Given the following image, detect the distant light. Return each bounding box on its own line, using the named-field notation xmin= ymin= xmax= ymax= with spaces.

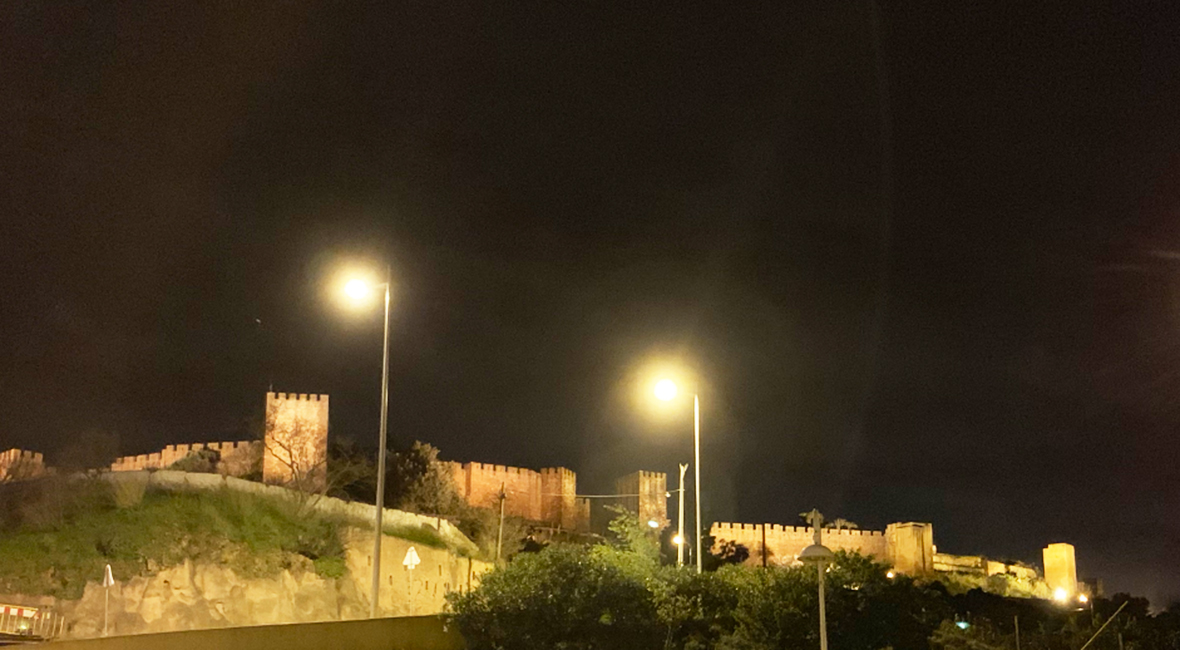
xmin=1054 ymin=587 xmax=1069 ymax=603
xmin=673 ymin=535 xmax=684 ymax=545
xmin=886 ymin=571 xmax=895 ymax=579
xmin=648 ymin=519 xmax=660 ymax=529
xmin=654 ymin=379 xmax=678 ymax=401
xmin=1078 ymin=593 xmax=1089 ymax=604
xmin=956 ymin=621 xmax=970 ymax=630
xmin=344 ymin=278 xmax=371 ymax=302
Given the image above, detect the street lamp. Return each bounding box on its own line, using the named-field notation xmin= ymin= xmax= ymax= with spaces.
xmin=799 ymin=509 xmax=834 ymax=650
xmin=341 ymin=270 xmax=392 ymax=618
xmin=653 ymin=378 xmax=703 ymax=574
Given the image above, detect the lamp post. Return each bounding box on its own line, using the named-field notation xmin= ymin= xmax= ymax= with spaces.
xmin=654 ymin=379 xmax=703 ymax=574
xmin=799 ymin=509 xmax=833 ymax=650
xmin=343 ymin=271 xmax=392 ymax=618
xmin=676 ymin=463 xmax=687 ymax=566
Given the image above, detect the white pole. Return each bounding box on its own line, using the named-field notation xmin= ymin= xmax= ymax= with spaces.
xmin=818 ymin=561 xmax=828 ymax=650
xmin=693 ymin=394 xmax=702 ymax=574
xmin=104 ymin=585 xmax=109 ymax=637
xmin=370 ymin=273 xmax=392 ymax=619
xmin=677 ymin=463 xmax=687 ymax=567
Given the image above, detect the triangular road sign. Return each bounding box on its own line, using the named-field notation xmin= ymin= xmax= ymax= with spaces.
xmin=402 ymin=546 xmax=421 ymax=569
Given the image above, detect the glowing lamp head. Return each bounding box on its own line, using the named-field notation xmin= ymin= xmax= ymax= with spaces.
xmin=648 ymin=520 xmax=660 ymax=529
xmin=653 ymin=378 xmax=678 ymax=401
xmin=1078 ymin=593 xmax=1089 ymax=604
xmin=344 ymin=278 xmax=372 ymax=302
xmin=956 ymin=621 xmax=970 ymax=630
xmin=886 ymin=571 xmax=895 ymax=579
xmin=1054 ymin=587 xmax=1069 ymax=603
xmin=673 ymin=534 xmax=684 ymax=545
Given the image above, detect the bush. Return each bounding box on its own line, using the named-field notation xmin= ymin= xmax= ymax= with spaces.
xmin=168 ymin=448 xmax=220 ymax=473
xmin=448 ymin=545 xmax=663 ymax=650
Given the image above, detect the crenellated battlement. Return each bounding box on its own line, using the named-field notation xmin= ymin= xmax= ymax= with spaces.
xmin=110 ymin=440 xmax=263 ymax=476
xmin=267 ymin=392 xmax=327 ymax=402
xmin=0 ymin=448 xmax=47 ymax=482
xmin=449 ymin=460 xmax=587 ymax=532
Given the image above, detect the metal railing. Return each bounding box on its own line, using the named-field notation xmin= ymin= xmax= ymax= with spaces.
xmin=0 ymin=608 xmax=65 ymax=642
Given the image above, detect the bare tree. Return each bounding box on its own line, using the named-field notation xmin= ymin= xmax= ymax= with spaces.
xmin=261 ymin=404 xmax=374 ymax=513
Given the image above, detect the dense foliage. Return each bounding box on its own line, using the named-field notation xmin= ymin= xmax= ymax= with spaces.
xmin=449 ymin=512 xmax=1180 ymax=650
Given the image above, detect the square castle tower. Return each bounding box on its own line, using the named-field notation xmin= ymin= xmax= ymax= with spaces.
xmin=263 ymin=392 xmax=329 ymax=491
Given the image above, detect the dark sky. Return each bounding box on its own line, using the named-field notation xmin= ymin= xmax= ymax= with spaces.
xmin=3 ymin=2 xmax=1179 ymax=604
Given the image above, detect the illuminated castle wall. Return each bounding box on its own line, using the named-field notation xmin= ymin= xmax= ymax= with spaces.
xmin=446 ymin=461 xmax=590 ymax=532
xmin=263 ymin=392 xmax=329 ymax=490
xmin=0 ymin=448 xmax=46 ymax=482
xmin=615 ymin=470 xmax=669 ymax=528
xmin=110 ymin=441 xmax=262 ymax=475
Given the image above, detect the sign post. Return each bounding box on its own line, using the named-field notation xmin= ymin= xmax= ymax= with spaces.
xmin=402 ymin=547 xmax=420 ymax=616
xmin=102 ymin=564 xmax=114 ymax=637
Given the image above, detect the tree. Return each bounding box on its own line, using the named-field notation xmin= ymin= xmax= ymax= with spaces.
xmin=385 ymin=441 xmax=463 ymax=515
xmin=262 ymin=402 xmax=328 ymax=496
xmin=448 ymin=544 xmax=663 ymax=650
xmin=261 ymin=409 xmax=373 ymax=514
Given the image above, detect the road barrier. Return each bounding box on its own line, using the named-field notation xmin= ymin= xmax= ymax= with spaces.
xmin=40 ymin=615 xmax=462 ymax=650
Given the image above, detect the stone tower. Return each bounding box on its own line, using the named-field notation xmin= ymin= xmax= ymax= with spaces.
xmin=885 ymin=522 xmax=934 ymax=575
xmin=1043 ymin=542 xmax=1078 ymax=596
xmin=615 ymin=470 xmax=669 ymax=528
xmin=263 ymin=392 xmax=329 ymax=491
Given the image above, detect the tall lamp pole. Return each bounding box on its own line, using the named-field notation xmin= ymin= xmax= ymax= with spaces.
xmin=344 ymin=271 xmax=392 ymax=619
xmin=693 ymin=393 xmax=702 ymax=574
xmin=370 ymin=270 xmax=392 ymax=619
xmin=676 ymin=463 xmax=688 ymax=566
xmin=654 ymin=379 xmax=703 ymax=574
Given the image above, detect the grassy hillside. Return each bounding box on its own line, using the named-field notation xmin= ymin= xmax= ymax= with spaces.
xmin=0 ymin=477 xmax=443 ymax=600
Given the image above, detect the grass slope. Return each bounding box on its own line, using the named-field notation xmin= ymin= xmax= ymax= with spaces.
xmin=0 ymin=479 xmax=443 ymax=600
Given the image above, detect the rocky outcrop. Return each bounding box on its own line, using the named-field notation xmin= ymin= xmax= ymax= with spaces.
xmin=50 ymin=528 xmax=490 ymax=639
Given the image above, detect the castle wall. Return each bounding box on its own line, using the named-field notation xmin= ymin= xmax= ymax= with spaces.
xmin=541 ymin=467 xmax=580 ymax=531
xmin=0 ymin=448 xmax=46 ymax=482
xmin=615 ymin=471 xmax=669 ymax=528
xmin=886 ymin=522 xmax=935 ymax=575
xmin=109 ymin=441 xmax=262 ymax=477
xmin=711 ymin=523 xmax=887 ymax=567
xmin=450 ymin=461 xmax=543 ymax=520
xmin=447 ymin=461 xmax=588 ymax=530
xmin=263 ymin=392 xmax=329 ymax=490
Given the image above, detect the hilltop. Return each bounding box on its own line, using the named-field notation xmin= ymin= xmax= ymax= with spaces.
xmin=0 ymin=472 xmax=487 ymax=638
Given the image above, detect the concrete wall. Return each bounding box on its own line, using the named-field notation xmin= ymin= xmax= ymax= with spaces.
xmin=43 ymin=615 xmax=463 ymax=650
xmin=264 ymin=392 xmax=329 ymax=490
xmin=615 ymin=471 xmax=669 ymax=529
xmin=1043 ymin=542 xmax=1078 ymax=596
xmin=0 ymin=448 xmax=45 ymax=482
xmin=711 ymin=523 xmax=887 ymax=567
xmin=110 ymin=442 xmax=262 ymax=476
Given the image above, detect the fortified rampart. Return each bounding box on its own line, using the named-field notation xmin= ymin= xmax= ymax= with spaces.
xmin=711 ymin=522 xmax=888 ymax=567
xmin=110 ymin=441 xmax=263 ymax=476
xmin=932 ymin=553 xmax=1039 ymax=581
xmin=446 ymin=461 xmax=589 ymax=531
xmin=0 ymin=448 xmax=46 ymax=482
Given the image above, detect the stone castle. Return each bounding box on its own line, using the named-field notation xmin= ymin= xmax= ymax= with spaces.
xmin=3 ymin=389 xmax=1085 ymax=597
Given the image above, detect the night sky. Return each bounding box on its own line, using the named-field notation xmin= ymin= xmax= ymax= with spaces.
xmin=3 ymin=3 xmax=1179 ymax=604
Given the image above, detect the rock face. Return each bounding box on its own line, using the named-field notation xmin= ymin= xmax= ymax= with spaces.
xmin=53 ymin=530 xmax=490 ymax=639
